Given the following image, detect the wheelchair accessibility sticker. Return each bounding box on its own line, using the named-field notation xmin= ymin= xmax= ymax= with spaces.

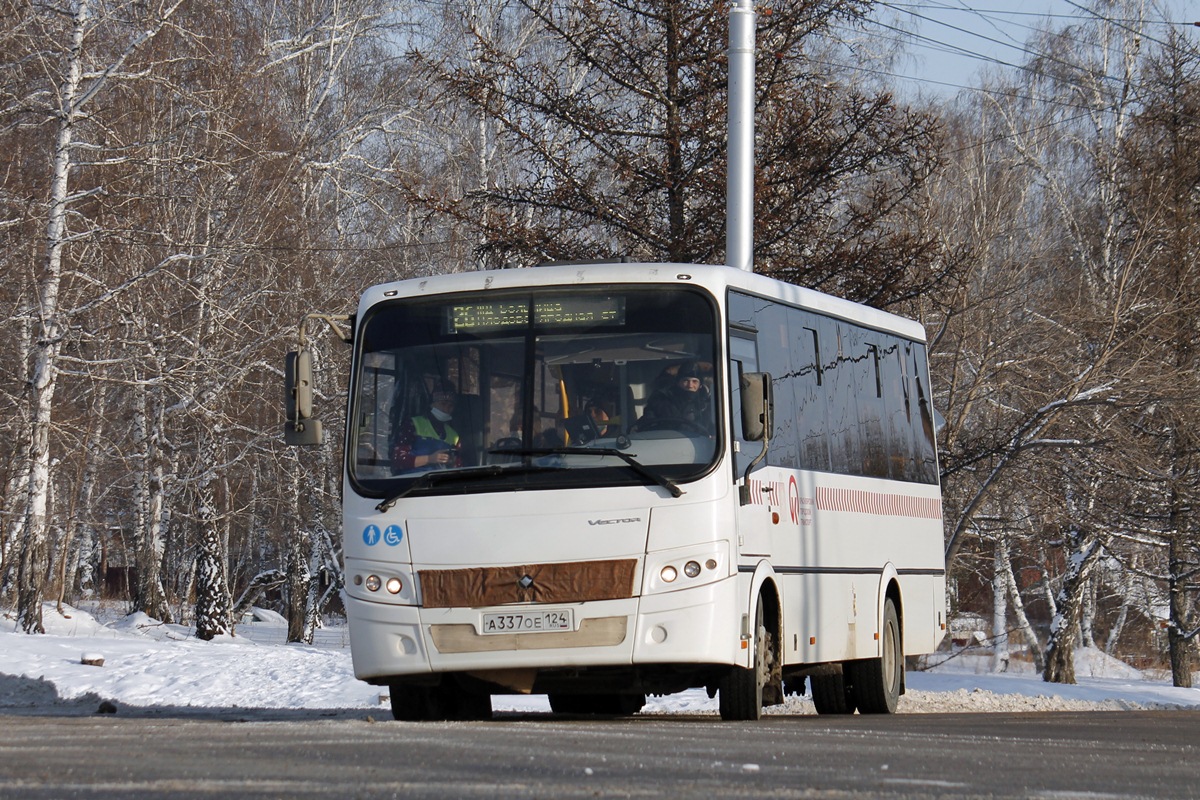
xmin=363 ymin=523 xmax=403 ymax=546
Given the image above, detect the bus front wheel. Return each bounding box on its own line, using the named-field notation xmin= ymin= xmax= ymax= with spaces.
xmin=389 ymin=683 xmax=493 ymax=721
xmin=718 ymin=601 xmax=773 ymax=721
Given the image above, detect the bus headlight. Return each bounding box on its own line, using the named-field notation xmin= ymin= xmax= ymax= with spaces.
xmin=345 ymin=560 xmax=416 ymax=606
xmin=644 ymin=545 xmax=729 ymax=595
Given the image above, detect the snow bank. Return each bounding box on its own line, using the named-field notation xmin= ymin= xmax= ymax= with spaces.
xmin=1 ymin=603 xmax=1198 ymax=716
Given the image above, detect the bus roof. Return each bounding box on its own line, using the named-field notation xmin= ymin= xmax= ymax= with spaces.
xmin=359 ymin=262 xmax=928 ymax=343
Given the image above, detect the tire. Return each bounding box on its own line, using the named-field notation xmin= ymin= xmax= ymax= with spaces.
xmin=390 ymin=684 xmax=492 ymax=721
xmin=390 ymin=685 xmax=437 ymax=721
xmin=454 ymin=690 xmax=494 ymax=720
xmin=810 ymin=672 xmax=855 ymax=715
xmin=719 ymin=600 xmax=772 ymax=721
xmin=847 ymin=598 xmax=902 ymax=714
xmin=548 ymin=693 xmax=645 ymax=716
xmin=547 ymin=693 xmax=588 ymax=714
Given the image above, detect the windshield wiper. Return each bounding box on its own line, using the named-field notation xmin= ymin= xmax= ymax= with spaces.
xmin=375 ymin=463 xmax=560 ymax=513
xmin=487 ymin=447 xmax=683 ymax=498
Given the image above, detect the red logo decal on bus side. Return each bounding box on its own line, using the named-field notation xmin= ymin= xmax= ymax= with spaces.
xmin=788 ymin=475 xmax=800 ymax=525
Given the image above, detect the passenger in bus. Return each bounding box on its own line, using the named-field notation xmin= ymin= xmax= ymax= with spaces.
xmin=637 ymin=362 xmax=713 ymax=433
xmin=390 ymin=382 xmax=462 ymax=472
xmin=568 ymin=402 xmax=611 ymax=443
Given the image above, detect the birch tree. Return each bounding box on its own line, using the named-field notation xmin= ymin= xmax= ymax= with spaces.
xmin=9 ymin=0 xmax=184 ymax=633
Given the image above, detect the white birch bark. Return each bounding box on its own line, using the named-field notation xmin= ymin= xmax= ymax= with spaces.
xmin=132 ymin=345 xmax=172 ymax=622
xmin=15 ymin=0 xmax=184 ymax=632
xmin=991 ymin=536 xmax=1010 ymax=673
xmin=16 ymin=0 xmax=90 ymax=634
xmin=1002 ymin=550 xmax=1044 ymax=672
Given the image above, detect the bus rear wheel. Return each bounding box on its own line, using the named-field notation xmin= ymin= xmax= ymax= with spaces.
xmin=846 ymin=598 xmax=902 ymax=714
xmin=810 ymin=672 xmax=855 ymax=715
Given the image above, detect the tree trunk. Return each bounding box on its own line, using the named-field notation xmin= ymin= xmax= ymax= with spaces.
xmin=193 ymin=470 xmax=231 ymax=640
xmin=285 ymin=530 xmax=311 ymax=643
xmin=1003 ymin=551 xmax=1044 ymax=672
xmin=991 ymin=536 xmax=1010 ymax=672
xmin=1 ymin=302 xmax=34 ymax=606
xmin=131 ymin=360 xmax=173 ymax=622
xmin=1167 ymin=530 xmax=1194 ymax=688
xmin=1043 ymin=529 xmax=1104 ymax=684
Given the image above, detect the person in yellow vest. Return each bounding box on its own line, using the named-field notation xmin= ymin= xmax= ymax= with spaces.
xmin=390 ymin=383 xmax=462 ymax=472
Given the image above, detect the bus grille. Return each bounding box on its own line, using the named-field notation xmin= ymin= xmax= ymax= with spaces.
xmin=419 ymin=559 xmax=637 ymax=608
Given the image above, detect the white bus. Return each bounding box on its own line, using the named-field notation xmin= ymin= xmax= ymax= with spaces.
xmin=287 ymin=260 xmax=945 ymax=721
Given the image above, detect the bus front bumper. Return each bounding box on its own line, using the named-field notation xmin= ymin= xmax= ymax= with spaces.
xmin=345 ymin=575 xmax=743 ymax=686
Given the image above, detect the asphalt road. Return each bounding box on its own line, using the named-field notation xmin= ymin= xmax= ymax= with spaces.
xmin=0 ymin=708 xmax=1196 ymax=799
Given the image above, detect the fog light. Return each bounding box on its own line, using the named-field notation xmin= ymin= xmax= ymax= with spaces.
xmin=385 ymin=577 xmax=403 ymax=594
xmin=365 ymin=574 xmax=382 ymax=592
xmin=683 ymin=560 xmax=701 ymax=578
xmin=660 ymin=565 xmax=678 ymax=583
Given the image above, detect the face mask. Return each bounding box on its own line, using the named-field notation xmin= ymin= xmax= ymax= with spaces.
xmin=430 ymin=407 xmax=453 ymax=422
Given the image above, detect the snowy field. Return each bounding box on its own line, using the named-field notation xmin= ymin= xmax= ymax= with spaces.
xmin=2 ymin=603 xmax=1198 ymax=717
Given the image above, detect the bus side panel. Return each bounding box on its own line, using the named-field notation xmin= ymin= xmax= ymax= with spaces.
xmin=780 ymin=571 xmax=864 ymax=666
xmin=896 ymin=573 xmax=947 ymax=656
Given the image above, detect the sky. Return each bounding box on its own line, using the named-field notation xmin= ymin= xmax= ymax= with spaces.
xmin=2 ymin=603 xmax=1198 ymax=717
xmin=867 ymin=0 xmax=1200 ymax=96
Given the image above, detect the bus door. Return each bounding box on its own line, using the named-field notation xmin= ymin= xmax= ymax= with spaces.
xmin=730 ymin=333 xmax=772 ymax=558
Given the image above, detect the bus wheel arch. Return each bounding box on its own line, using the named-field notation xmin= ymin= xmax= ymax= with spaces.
xmin=879 ymin=571 xmax=905 ymax=695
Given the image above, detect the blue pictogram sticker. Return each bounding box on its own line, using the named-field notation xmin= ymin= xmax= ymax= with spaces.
xmin=383 ymin=524 xmax=403 ymax=546
xmin=363 ymin=524 xmax=381 ymax=546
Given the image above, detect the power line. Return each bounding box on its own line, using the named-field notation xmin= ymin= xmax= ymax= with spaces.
xmin=854 ymin=0 xmax=1200 ymax=115
xmin=1061 ymin=0 xmax=1190 ymax=50
xmin=803 ymin=50 xmax=1127 ymax=120
xmin=884 ymin=1 xmax=1193 ymax=26
xmin=872 ymin=0 xmax=1136 ymax=92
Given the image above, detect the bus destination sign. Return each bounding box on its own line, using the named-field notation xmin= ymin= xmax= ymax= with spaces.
xmin=449 ymin=296 xmax=625 ymax=332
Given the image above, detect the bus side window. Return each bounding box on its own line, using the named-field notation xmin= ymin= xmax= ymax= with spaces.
xmin=729 ymin=334 xmax=759 ymax=478
xmin=792 ymin=312 xmax=830 ymax=472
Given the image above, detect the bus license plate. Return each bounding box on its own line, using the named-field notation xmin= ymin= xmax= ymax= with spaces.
xmin=480 ymin=609 xmax=574 ymax=635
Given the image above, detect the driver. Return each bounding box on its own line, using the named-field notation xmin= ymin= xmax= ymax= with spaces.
xmin=639 ymin=362 xmax=712 ymax=433
xmin=391 ymin=381 xmax=462 ymax=472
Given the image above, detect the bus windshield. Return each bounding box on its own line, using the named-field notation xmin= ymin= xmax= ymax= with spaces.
xmin=348 ymin=286 xmax=720 ymax=498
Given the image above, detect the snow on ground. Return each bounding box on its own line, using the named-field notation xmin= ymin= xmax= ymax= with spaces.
xmin=1 ymin=603 xmax=1198 ymax=717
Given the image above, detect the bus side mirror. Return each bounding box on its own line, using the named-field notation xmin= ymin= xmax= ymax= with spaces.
xmin=285 ymin=350 xmax=323 ymax=446
xmin=740 ymin=371 xmax=772 ymax=442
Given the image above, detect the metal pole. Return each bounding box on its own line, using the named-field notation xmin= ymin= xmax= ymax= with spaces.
xmin=726 ymin=0 xmax=755 ymax=272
